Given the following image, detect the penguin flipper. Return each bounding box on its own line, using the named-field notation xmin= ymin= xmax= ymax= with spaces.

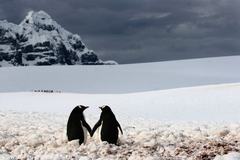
xmin=91 ymin=119 xmax=102 ymax=137
xmin=82 ymin=120 xmax=92 ymax=135
xmin=117 ymin=121 xmax=123 ymax=135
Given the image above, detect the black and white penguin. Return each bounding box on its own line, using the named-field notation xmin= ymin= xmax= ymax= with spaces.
xmin=67 ymin=105 xmax=91 ymax=145
xmin=91 ymin=105 xmax=123 ymax=145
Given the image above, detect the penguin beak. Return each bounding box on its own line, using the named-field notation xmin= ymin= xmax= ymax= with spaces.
xmin=99 ymin=106 xmax=103 ymax=110
xmin=83 ymin=106 xmax=89 ymax=110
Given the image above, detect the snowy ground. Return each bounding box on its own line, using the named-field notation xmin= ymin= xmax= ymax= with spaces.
xmin=1 ymin=83 xmax=240 ymax=121
xmin=1 ymin=56 xmax=240 ymax=159
xmin=1 ymin=83 xmax=240 ymax=159
xmin=1 ymin=111 xmax=240 ymax=160
xmin=0 ymin=56 xmax=240 ymax=93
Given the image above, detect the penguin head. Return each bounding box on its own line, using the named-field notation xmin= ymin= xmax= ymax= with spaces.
xmin=99 ymin=105 xmax=111 ymax=112
xmin=73 ymin=105 xmax=89 ymax=113
xmin=78 ymin=105 xmax=89 ymax=111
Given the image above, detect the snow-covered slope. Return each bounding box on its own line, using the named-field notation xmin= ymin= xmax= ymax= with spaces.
xmin=0 ymin=11 xmax=116 ymax=66
xmin=1 ymin=111 xmax=240 ymax=160
xmin=1 ymin=55 xmax=240 ymax=159
xmin=1 ymin=83 xmax=240 ymax=159
xmin=0 ymin=55 xmax=239 ymax=93
xmin=1 ymin=83 xmax=240 ymax=121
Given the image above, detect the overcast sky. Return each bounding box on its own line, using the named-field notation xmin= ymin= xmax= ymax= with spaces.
xmin=0 ymin=0 xmax=240 ymax=64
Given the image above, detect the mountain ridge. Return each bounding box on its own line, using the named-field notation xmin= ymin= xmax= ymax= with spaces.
xmin=0 ymin=10 xmax=117 ymax=67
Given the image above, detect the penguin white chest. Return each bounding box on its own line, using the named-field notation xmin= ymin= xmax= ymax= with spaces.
xmin=98 ymin=123 xmax=102 ymax=142
xmin=80 ymin=121 xmax=87 ymax=144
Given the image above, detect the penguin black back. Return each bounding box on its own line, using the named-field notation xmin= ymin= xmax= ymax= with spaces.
xmin=67 ymin=105 xmax=91 ymax=145
xmin=91 ymin=105 xmax=123 ymax=145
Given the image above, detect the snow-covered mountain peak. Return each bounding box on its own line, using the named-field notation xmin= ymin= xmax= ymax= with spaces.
xmin=21 ymin=11 xmax=53 ymax=26
xmin=0 ymin=10 xmax=116 ymax=67
xmin=20 ymin=10 xmax=62 ymax=35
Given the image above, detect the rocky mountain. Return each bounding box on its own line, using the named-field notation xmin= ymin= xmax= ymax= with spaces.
xmin=0 ymin=11 xmax=117 ymax=67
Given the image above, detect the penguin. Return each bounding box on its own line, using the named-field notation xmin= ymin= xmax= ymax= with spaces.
xmin=91 ymin=105 xmax=123 ymax=145
xmin=67 ymin=105 xmax=91 ymax=145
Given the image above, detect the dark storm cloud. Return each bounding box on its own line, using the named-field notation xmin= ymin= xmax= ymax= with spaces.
xmin=1 ymin=0 xmax=240 ymax=63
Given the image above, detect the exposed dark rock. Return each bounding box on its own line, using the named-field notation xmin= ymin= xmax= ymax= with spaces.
xmin=81 ymin=51 xmax=100 ymax=64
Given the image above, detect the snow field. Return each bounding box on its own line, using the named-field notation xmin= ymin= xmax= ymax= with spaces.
xmin=1 ymin=83 xmax=240 ymax=159
xmin=1 ymin=56 xmax=240 ymax=93
xmin=1 ymin=83 xmax=240 ymax=121
xmin=1 ymin=111 xmax=240 ymax=160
